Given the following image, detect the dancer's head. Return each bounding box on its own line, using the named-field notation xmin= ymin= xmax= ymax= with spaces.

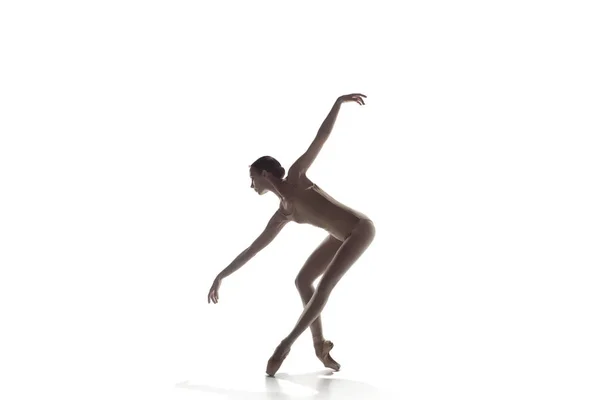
xmin=249 ymin=156 xmax=285 ymax=195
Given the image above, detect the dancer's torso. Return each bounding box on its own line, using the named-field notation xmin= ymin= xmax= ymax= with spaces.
xmin=279 ymin=175 xmax=369 ymax=241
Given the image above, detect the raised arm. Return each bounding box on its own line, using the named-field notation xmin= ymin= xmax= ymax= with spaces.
xmin=288 ymin=93 xmax=367 ymax=178
xmin=208 ymin=210 xmax=289 ymax=303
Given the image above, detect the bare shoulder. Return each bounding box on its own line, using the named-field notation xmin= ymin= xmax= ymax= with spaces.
xmin=270 ymin=207 xmax=291 ymax=225
xmin=285 ymin=166 xmax=313 ymax=190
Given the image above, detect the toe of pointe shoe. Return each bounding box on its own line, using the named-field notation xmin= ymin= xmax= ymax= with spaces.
xmin=265 ymin=358 xmax=283 ymax=376
xmin=266 ymin=366 xmax=278 ymax=376
xmin=266 ymin=347 xmax=290 ymax=376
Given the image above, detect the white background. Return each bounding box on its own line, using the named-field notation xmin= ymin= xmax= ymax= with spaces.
xmin=1 ymin=1 xmax=599 ymax=399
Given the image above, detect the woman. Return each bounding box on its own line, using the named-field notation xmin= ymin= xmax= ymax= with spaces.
xmin=207 ymin=93 xmax=376 ymax=377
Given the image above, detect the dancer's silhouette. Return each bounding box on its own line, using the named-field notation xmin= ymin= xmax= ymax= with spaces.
xmin=208 ymin=93 xmax=376 ymax=376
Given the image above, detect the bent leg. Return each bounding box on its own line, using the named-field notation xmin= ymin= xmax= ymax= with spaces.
xmin=285 ymin=219 xmax=375 ymax=345
xmin=295 ymin=234 xmax=343 ymax=370
xmin=295 ymin=234 xmax=343 ymax=344
xmin=266 ymin=219 xmax=376 ymax=375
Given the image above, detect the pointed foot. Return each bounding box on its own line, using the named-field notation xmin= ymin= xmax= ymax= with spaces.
xmin=315 ymin=340 xmax=341 ymax=371
xmin=266 ymin=342 xmax=291 ymax=377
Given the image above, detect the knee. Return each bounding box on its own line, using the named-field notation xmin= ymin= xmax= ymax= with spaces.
xmin=295 ymin=275 xmax=311 ymax=291
xmin=362 ymin=218 xmax=376 ymax=241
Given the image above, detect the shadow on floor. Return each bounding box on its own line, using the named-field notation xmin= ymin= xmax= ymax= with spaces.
xmin=176 ymin=369 xmax=386 ymax=399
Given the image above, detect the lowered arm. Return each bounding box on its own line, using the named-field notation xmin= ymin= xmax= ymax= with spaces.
xmin=217 ymin=210 xmax=289 ymax=279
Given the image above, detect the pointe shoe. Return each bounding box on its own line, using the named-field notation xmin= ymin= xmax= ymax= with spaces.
xmin=315 ymin=340 xmax=341 ymax=371
xmin=266 ymin=343 xmax=291 ymax=377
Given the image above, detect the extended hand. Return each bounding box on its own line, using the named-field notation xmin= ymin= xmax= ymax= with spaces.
xmin=337 ymin=93 xmax=367 ymax=105
xmin=207 ymin=277 xmax=221 ymax=304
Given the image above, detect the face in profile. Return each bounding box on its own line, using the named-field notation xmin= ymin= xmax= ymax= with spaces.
xmin=249 ymin=167 xmax=268 ymax=195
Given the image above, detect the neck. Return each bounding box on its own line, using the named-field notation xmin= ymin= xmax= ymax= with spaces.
xmin=267 ymin=178 xmax=288 ymax=200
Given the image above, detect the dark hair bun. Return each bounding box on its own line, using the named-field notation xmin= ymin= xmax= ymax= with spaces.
xmin=275 ymin=166 xmax=285 ymax=179
xmin=251 ymin=155 xmax=285 ymax=180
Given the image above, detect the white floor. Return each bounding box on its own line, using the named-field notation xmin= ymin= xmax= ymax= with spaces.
xmin=175 ymin=364 xmax=397 ymax=399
